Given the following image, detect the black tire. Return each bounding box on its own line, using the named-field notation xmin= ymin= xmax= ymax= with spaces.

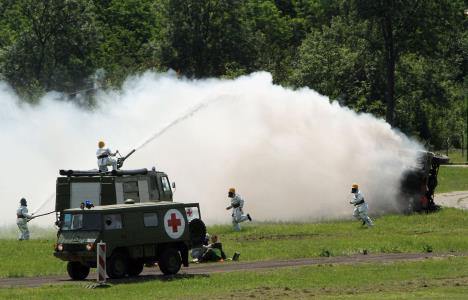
xmin=189 ymin=218 xmax=206 ymax=246
xmin=158 ymin=248 xmax=182 ymax=275
xmin=127 ymin=260 xmax=144 ymax=277
xmin=67 ymin=261 xmax=90 ymax=280
xmin=107 ymin=252 xmax=128 ymax=279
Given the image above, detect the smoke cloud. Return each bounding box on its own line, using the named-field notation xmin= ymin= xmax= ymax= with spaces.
xmin=0 ymin=71 xmax=421 ymax=228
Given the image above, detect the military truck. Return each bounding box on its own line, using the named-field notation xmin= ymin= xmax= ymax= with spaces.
xmin=54 ymin=200 xmax=206 ymax=279
xmin=53 ymin=151 xmax=206 ymax=280
xmin=399 ymin=151 xmax=449 ymax=212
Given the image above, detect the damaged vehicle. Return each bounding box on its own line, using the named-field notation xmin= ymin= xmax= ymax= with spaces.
xmin=399 ymin=151 xmax=449 ymax=213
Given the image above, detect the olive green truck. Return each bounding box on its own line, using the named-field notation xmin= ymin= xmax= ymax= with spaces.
xmin=53 ymin=168 xmax=206 ymax=280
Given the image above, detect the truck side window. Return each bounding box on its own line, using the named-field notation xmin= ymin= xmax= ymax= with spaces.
xmin=123 ymin=181 xmax=140 ymax=201
xmin=161 ymin=176 xmax=171 ymax=193
xmin=143 ymin=213 xmax=158 ymax=227
xmin=104 ymin=214 xmax=122 ymax=230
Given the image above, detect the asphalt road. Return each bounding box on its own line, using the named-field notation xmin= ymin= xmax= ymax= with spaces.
xmin=0 ymin=252 xmax=465 ymax=288
xmin=436 ymin=191 xmax=468 ymax=210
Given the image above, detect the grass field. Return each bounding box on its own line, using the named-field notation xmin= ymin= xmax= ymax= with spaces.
xmin=1 ymin=257 xmax=468 ymax=299
xmin=1 ymin=208 xmax=468 ymax=279
xmin=436 ymin=166 xmax=468 ymax=193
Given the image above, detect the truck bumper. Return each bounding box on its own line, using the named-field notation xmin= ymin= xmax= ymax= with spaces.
xmin=54 ymin=251 xmax=96 ymax=264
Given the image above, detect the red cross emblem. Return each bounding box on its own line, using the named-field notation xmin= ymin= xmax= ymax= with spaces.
xmin=164 ymin=209 xmax=185 ymax=239
xmin=186 ymin=208 xmax=193 ymax=217
xmin=167 ymin=213 xmax=182 ymax=232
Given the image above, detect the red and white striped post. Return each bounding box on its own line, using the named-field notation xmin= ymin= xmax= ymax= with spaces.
xmin=97 ymin=241 xmax=106 ymax=284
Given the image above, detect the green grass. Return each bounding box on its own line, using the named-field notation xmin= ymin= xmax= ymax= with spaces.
xmin=2 ymin=208 xmax=468 ymax=278
xmin=1 ymin=257 xmax=468 ymax=299
xmin=436 ymin=166 xmax=468 ymax=193
xmin=212 ymin=208 xmax=468 ymax=261
xmin=0 ymin=239 xmax=64 ymax=277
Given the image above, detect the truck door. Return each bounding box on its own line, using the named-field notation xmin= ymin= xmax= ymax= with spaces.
xmin=159 ymin=176 xmax=173 ymax=201
xmin=149 ymin=174 xmax=160 ymax=201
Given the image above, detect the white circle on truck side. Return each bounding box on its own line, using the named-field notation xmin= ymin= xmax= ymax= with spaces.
xmin=163 ymin=209 xmax=186 ymax=239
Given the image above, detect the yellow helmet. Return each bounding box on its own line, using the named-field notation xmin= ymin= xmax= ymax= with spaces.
xmin=352 ymin=183 xmax=359 ymax=189
xmin=228 ymin=187 xmax=236 ymax=194
xmin=98 ymin=141 xmax=105 ymax=148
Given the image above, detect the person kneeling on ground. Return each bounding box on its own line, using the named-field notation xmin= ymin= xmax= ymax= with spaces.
xmin=199 ymin=235 xmax=226 ymax=263
xmin=191 ymin=233 xmax=211 ymax=261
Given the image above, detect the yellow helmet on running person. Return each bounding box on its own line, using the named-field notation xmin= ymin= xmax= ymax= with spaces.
xmin=228 ymin=187 xmax=236 ymax=198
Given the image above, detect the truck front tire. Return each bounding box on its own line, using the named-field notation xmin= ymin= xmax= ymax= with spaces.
xmin=67 ymin=261 xmax=90 ymax=280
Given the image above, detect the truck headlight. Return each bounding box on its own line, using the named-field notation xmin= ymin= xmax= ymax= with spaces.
xmin=57 ymin=244 xmax=63 ymax=251
xmin=86 ymin=243 xmax=94 ymax=251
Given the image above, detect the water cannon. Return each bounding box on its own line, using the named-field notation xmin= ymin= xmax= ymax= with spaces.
xmin=117 ymin=149 xmax=136 ymax=169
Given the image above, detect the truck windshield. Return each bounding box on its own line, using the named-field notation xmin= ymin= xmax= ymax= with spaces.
xmin=62 ymin=213 xmax=101 ymax=231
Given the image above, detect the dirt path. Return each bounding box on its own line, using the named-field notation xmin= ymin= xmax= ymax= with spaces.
xmin=436 ymin=191 xmax=468 ymax=210
xmin=0 ymin=252 xmax=465 ymax=288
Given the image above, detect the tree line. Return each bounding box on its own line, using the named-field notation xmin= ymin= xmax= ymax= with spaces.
xmin=1 ymin=0 xmax=467 ymax=149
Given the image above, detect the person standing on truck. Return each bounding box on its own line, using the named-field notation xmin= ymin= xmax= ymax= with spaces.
xmin=226 ymin=188 xmax=252 ymax=231
xmin=96 ymin=140 xmax=118 ymax=172
xmin=16 ymin=198 xmax=33 ymax=240
xmin=350 ymin=184 xmax=373 ymax=227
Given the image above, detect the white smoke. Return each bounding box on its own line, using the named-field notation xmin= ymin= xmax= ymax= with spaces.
xmin=0 ymin=71 xmax=421 ymax=227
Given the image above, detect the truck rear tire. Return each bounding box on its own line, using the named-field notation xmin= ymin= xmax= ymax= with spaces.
xmin=127 ymin=260 xmax=144 ymax=277
xmin=158 ymin=248 xmax=181 ymax=275
xmin=107 ymin=252 xmax=128 ymax=278
xmin=67 ymin=261 xmax=90 ymax=280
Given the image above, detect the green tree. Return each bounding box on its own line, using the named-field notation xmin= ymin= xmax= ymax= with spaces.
xmin=353 ymin=0 xmax=463 ymax=127
xmin=292 ymin=0 xmax=467 ymax=147
xmin=160 ymin=0 xmax=253 ymax=77
xmin=0 ymin=0 xmax=98 ymax=100
xmin=396 ymin=53 xmax=466 ymax=147
xmin=94 ymin=0 xmax=163 ymax=86
xmin=291 ymin=15 xmax=386 ymax=116
xmin=245 ymin=0 xmax=293 ymax=83
xmin=0 ymin=1 xmax=24 ymax=52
